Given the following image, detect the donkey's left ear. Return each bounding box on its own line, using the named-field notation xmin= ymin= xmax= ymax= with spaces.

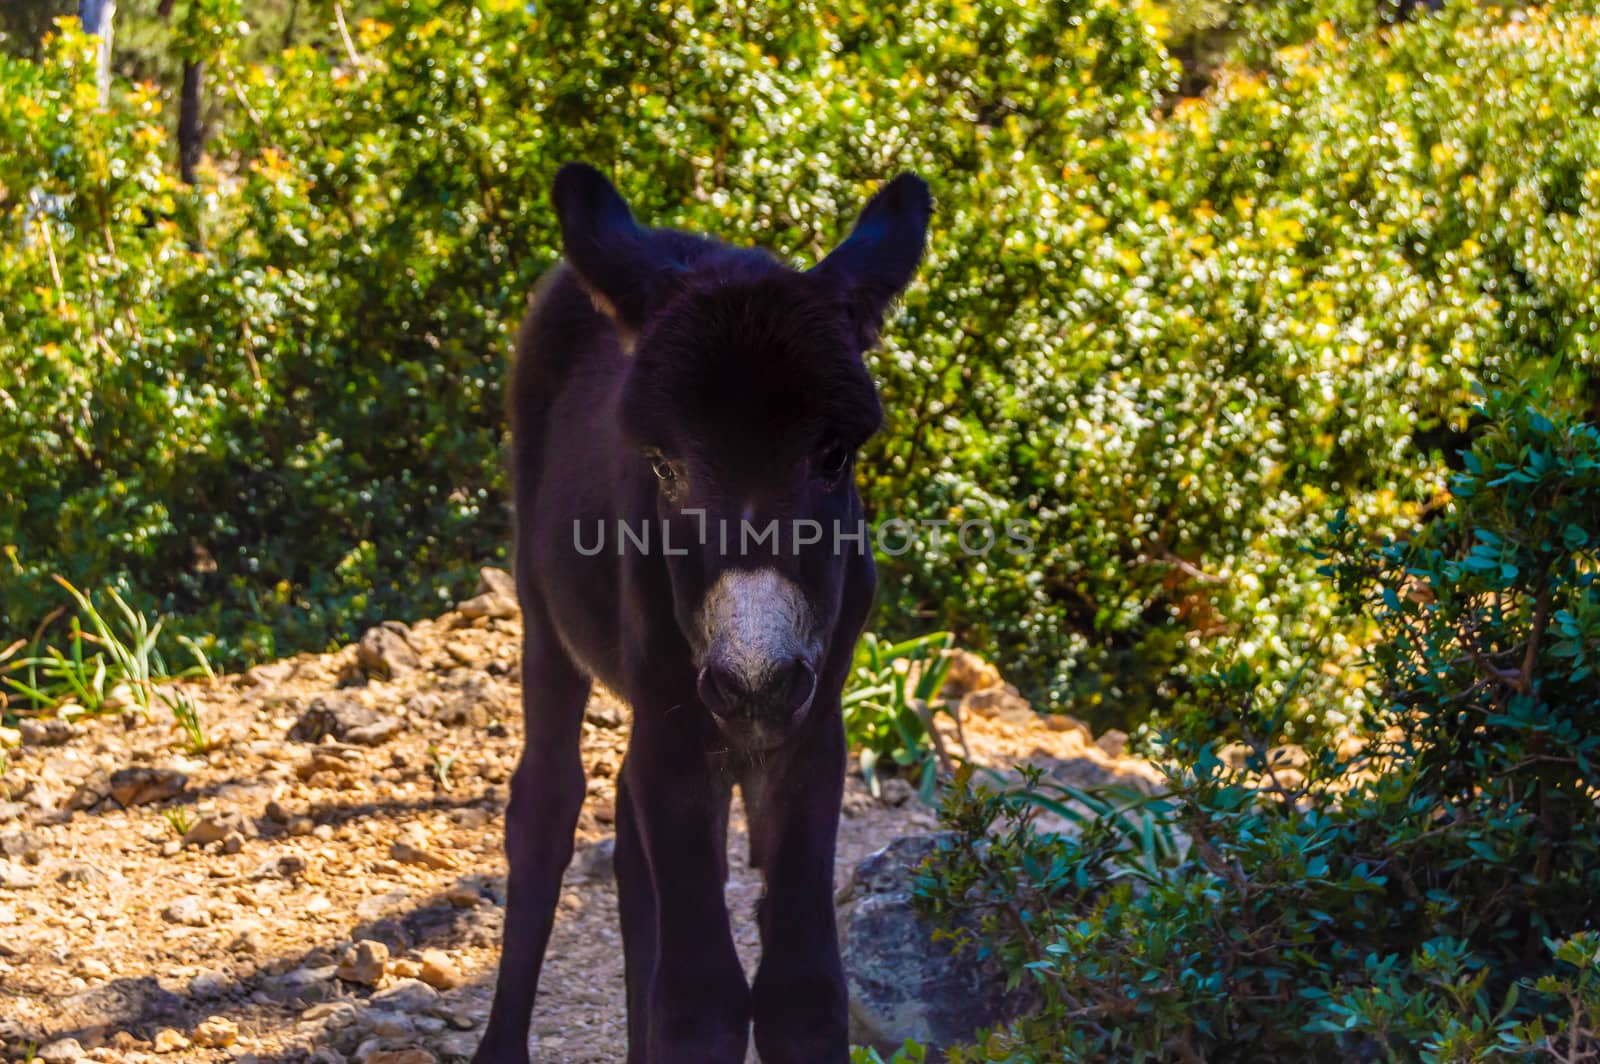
xmin=811 ymin=173 xmax=932 ymax=342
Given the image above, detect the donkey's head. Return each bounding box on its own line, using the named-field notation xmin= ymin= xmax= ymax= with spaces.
xmin=553 ymin=163 xmax=931 ymax=748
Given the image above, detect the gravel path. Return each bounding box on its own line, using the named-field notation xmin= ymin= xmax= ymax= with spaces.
xmin=0 ymin=602 xmax=947 ymax=1063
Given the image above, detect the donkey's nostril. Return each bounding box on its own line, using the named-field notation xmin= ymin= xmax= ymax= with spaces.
xmin=772 ymin=658 xmax=817 ymax=713
xmin=698 ymin=664 xmax=743 ymax=719
xmin=698 ymin=658 xmax=817 ymax=721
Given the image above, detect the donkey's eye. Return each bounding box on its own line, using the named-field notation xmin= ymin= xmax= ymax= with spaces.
xmin=818 ymin=444 xmax=851 ymax=480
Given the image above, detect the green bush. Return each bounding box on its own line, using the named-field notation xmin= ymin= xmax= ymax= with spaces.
xmin=913 ymin=397 xmax=1600 ymax=1061
xmin=843 ymin=630 xmax=956 ymax=803
xmin=2 ymin=1 xmax=1597 ymax=736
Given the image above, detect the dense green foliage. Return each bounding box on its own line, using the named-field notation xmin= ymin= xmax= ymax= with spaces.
xmin=844 ymin=630 xmax=956 ymax=803
xmin=913 ymin=398 xmax=1600 ymax=1061
xmin=2 ymin=0 xmax=1597 ymax=733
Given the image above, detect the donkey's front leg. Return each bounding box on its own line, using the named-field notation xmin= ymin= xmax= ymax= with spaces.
xmin=474 ymin=610 xmax=591 ymax=1064
xmin=621 ymin=704 xmax=750 ymax=1063
xmin=748 ymin=705 xmax=849 ymax=1064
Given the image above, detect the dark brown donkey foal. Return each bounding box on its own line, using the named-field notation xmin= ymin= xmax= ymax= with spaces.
xmin=472 ymin=164 xmax=931 ymax=1064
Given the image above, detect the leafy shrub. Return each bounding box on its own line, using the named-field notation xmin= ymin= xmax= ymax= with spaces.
xmin=3 ymin=1 xmax=1598 ymax=738
xmin=913 ymin=398 xmax=1600 ymax=1061
xmin=844 ymin=630 xmax=956 ymax=802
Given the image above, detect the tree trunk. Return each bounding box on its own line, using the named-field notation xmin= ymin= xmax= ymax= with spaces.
xmin=79 ymin=0 xmax=116 ymax=106
xmin=178 ymin=58 xmax=205 ymax=185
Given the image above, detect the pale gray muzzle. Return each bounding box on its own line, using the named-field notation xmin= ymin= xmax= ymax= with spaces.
xmin=694 ymin=568 xmax=821 ymax=723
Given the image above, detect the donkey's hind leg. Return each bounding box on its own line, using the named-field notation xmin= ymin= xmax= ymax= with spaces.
xmin=473 ymin=600 xmax=591 ymax=1064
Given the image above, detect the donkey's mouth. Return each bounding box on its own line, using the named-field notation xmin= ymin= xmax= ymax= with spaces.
xmin=697 ymin=657 xmax=817 ymax=749
xmin=705 ymin=699 xmax=815 ymax=752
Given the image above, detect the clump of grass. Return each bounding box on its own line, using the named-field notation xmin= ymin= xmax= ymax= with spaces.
xmin=428 ymin=744 xmax=458 ymax=791
xmin=163 ymin=688 xmax=209 ymax=755
xmin=0 ymin=576 xmax=213 ymax=721
xmin=162 ymin=807 xmax=195 ymax=838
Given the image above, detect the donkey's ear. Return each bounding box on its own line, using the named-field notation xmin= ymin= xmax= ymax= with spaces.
xmin=812 ymin=173 xmax=932 ymax=342
xmin=552 ymin=162 xmax=679 ymax=337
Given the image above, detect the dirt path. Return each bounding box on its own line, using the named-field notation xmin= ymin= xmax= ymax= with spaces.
xmin=0 ymin=589 xmax=1136 ymax=1063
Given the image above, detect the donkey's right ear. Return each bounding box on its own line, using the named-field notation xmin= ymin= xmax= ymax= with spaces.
xmin=551 ymin=163 xmax=681 ymax=338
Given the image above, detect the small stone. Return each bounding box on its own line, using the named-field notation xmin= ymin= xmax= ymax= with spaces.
xmin=408 ymin=692 xmax=447 ymax=722
xmin=108 ymin=766 xmax=188 ymax=807
xmin=0 ymin=830 xmax=46 ymax=864
xmin=389 ymin=839 xmax=453 ymax=871
xmin=275 ymin=854 xmax=309 ymax=879
xmin=37 ymin=1037 xmax=84 ymax=1061
xmin=940 ymin=649 xmax=1004 ymax=697
xmin=1218 ymin=742 xmax=1254 ymax=770
xmin=1045 ymin=714 xmax=1094 ymax=742
xmin=447 ymin=806 xmax=491 ymax=830
xmin=192 ymin=1016 xmax=238 ymax=1048
xmin=431 ymin=676 xmax=507 ymax=728
xmin=0 ymin=858 xmax=40 ymax=888
xmin=288 ymin=698 xmax=400 ymax=747
xmin=444 ymin=884 xmax=484 ymax=908
xmin=370 ymin=977 xmax=438 ymax=1011
xmin=456 ymin=592 xmax=517 ymax=621
xmin=189 ymin=970 xmax=228 ymax=997
xmin=433 ymin=1032 xmax=479 ymax=1057
xmin=457 ymin=568 xmax=518 ymax=620
xmin=416 ymin=948 xmax=462 ymax=990
xmin=364 ymin=1050 xmax=437 ymax=1064
xmin=584 ymin=696 xmax=627 ymax=729
xmin=1095 ymin=728 xmax=1130 ymax=758
xmin=878 ymin=778 xmax=914 ymax=807
xmin=55 ymin=860 xmax=106 ymax=886
xmin=389 ymin=958 xmax=422 ymax=979
xmin=73 ymin=957 xmax=111 ymax=979
xmin=335 ymin=939 xmax=389 ymax=985
xmin=571 ymin=836 xmax=616 ymax=883
xmin=295 ymin=749 xmax=360 ymax=782
xmin=476 ymin=565 xmax=516 ymax=600
xmin=18 ymin=718 xmax=77 ymax=747
xmin=152 ymin=1028 xmax=190 ymax=1052
xmin=162 ymin=895 xmax=211 ymax=927
xmin=301 ymin=1000 xmax=359 ymax=1027
xmin=357 ymin=623 xmax=420 ymax=680
xmin=182 ymin=810 xmax=250 ymax=848
xmin=222 ymin=831 xmax=245 ymax=854
xmin=346 ymin=716 xmax=403 ymax=746
xmin=958 ymin=686 xmax=1037 ymax=727
xmin=366 ymin=1011 xmax=415 ymax=1037
xmin=100 ymin=683 xmax=137 ymax=713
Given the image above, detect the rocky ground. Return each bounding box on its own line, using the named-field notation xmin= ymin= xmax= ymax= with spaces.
xmin=0 ymin=571 xmax=1158 ymax=1063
